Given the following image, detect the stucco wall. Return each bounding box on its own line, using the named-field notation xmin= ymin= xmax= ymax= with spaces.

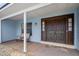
xmin=1 ymin=19 xmax=17 ymax=42
xmin=75 ymin=8 xmax=79 ymax=50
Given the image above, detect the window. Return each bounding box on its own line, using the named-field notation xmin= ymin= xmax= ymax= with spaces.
xmin=21 ymin=23 xmax=32 ymax=36
xmin=68 ymin=18 xmax=72 ymax=31
xmin=27 ymin=23 xmax=32 ymax=36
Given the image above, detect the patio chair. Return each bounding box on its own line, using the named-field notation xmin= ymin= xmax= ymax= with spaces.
xmin=17 ymin=33 xmax=30 ymax=41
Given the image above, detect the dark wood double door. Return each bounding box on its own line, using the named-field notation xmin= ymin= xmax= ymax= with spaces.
xmin=41 ymin=14 xmax=74 ymax=45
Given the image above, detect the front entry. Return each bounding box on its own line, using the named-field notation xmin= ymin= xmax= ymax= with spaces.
xmin=41 ymin=14 xmax=74 ymax=45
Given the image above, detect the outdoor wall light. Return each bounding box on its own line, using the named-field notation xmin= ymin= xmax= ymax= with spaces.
xmin=35 ymin=22 xmax=37 ymax=25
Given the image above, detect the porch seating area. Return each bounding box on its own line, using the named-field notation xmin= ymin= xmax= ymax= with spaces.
xmin=0 ymin=40 xmax=79 ymax=56
xmin=17 ymin=33 xmax=30 ymax=41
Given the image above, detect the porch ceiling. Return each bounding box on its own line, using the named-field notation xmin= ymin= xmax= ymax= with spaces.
xmin=6 ymin=13 xmax=24 ymax=20
xmin=28 ymin=3 xmax=79 ymax=19
xmin=3 ymin=3 xmax=79 ymax=20
xmin=0 ymin=3 xmax=40 ymax=19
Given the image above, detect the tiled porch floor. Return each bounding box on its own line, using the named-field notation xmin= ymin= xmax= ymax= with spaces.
xmin=0 ymin=40 xmax=79 ymax=56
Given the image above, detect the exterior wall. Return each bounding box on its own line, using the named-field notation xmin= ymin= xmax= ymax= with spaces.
xmin=27 ymin=18 xmax=41 ymax=42
xmin=75 ymin=8 xmax=79 ymax=50
xmin=1 ymin=19 xmax=17 ymax=42
xmin=15 ymin=19 xmax=41 ymax=42
xmin=16 ymin=20 xmax=23 ymax=37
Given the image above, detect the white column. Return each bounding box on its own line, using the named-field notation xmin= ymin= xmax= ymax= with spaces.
xmin=23 ymin=12 xmax=27 ymax=52
xmin=0 ymin=20 xmax=1 ymax=43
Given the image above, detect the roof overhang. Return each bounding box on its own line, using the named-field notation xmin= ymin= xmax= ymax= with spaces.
xmin=0 ymin=3 xmax=51 ymax=20
xmin=0 ymin=3 xmax=9 ymax=9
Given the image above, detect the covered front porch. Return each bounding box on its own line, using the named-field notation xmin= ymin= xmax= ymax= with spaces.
xmin=0 ymin=3 xmax=79 ymax=56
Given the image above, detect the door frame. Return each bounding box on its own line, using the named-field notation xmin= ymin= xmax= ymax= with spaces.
xmin=41 ymin=13 xmax=74 ymax=46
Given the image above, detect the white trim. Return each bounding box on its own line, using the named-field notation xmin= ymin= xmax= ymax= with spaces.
xmin=23 ymin=12 xmax=27 ymax=52
xmin=0 ymin=3 xmax=13 ymax=13
xmin=40 ymin=41 xmax=75 ymax=49
xmin=0 ymin=3 xmax=51 ymax=20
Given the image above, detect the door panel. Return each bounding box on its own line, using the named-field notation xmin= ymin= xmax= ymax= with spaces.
xmin=46 ymin=19 xmax=66 ymax=44
xmin=56 ymin=20 xmax=66 ymax=44
xmin=46 ymin=20 xmax=57 ymax=42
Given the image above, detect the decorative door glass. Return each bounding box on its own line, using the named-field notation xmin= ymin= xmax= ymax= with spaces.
xmin=68 ymin=18 xmax=72 ymax=31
